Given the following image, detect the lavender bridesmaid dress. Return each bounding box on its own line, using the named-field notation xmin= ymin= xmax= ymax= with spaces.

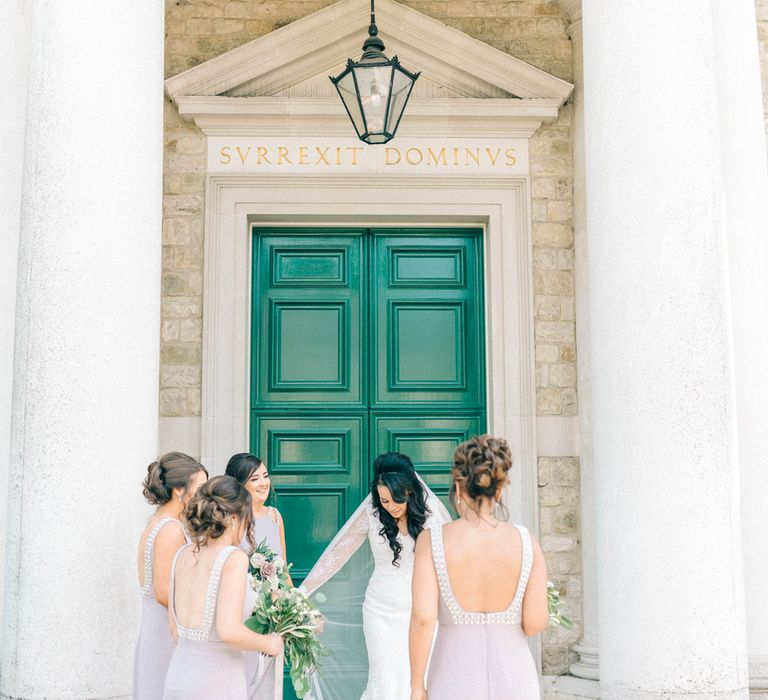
xmin=133 ymin=517 xmax=187 ymax=700
xmin=426 ymin=523 xmax=540 ymax=700
xmin=243 ymin=507 xmax=284 ymax=700
xmin=163 ymin=545 xmax=257 ymax=700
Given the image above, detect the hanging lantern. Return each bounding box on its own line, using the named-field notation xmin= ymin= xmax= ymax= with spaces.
xmin=330 ymin=0 xmax=420 ymax=145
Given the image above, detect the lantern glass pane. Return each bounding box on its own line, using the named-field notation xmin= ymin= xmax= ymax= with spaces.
xmin=386 ymin=67 xmax=416 ymax=134
xmin=335 ymin=70 xmax=365 ymax=137
xmin=355 ymin=64 xmax=391 ymax=137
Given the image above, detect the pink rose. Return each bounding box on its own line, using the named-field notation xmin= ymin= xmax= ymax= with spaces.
xmin=262 ymin=562 xmax=277 ymax=578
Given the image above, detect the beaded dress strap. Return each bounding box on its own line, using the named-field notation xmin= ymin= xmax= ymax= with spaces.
xmin=507 ymin=525 xmax=534 ymax=615
xmin=139 ymin=517 xmax=185 ymax=598
xmin=168 ymin=543 xmax=191 ymax=626
xmin=430 ymin=524 xmax=462 ymax=622
xmin=176 ymin=545 xmax=237 ymax=641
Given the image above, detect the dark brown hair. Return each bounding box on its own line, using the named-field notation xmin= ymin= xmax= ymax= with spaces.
xmin=451 ymin=435 xmax=512 ymax=504
xmin=142 ymin=452 xmax=208 ymax=505
xmin=370 ymin=452 xmax=430 ymax=566
xmin=184 ymin=475 xmax=254 ymax=551
xmin=225 ymin=453 xmax=265 ymax=486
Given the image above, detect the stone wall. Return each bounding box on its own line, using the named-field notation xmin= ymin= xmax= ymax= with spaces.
xmin=162 ymin=0 xmax=579 ymax=674
xmin=539 ymin=457 xmax=581 ymax=673
xmin=758 ymin=0 xmax=768 ymax=149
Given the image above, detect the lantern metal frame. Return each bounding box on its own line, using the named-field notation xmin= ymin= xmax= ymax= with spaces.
xmin=330 ymin=0 xmax=420 ymax=145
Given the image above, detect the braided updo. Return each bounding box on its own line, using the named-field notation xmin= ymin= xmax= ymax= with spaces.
xmin=142 ymin=452 xmax=208 ymax=505
xmin=451 ymin=435 xmax=512 ymax=503
xmin=184 ymin=475 xmax=254 ymax=551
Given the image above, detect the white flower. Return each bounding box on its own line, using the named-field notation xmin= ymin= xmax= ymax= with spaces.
xmin=250 ymin=552 xmax=267 ymax=568
xmin=274 ymin=556 xmax=285 ymax=570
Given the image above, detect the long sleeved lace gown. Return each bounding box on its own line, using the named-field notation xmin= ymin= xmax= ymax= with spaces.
xmin=302 ymin=490 xmax=449 ymax=700
xmin=426 ymin=523 xmax=540 ymax=699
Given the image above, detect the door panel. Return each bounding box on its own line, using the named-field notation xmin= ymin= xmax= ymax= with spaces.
xmin=372 ymin=233 xmax=485 ymax=407
xmin=253 ymin=232 xmax=364 ymax=406
xmin=250 ymin=413 xmax=367 ymax=585
xmin=372 ymin=414 xmax=483 ymax=512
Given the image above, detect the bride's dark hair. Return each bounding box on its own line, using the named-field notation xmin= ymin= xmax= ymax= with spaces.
xmin=370 ymin=452 xmax=431 ymax=566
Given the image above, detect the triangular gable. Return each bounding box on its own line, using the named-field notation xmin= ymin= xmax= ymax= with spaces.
xmin=164 ymin=0 xmax=572 ymax=137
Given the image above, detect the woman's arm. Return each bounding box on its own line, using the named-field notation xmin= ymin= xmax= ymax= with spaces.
xmin=521 ymin=534 xmax=549 ymax=636
xmin=274 ymin=508 xmax=293 ymax=587
xmin=409 ymin=529 xmax=438 ymax=698
xmin=215 ymin=550 xmax=284 ymax=655
xmin=152 ymin=521 xmax=187 ymax=608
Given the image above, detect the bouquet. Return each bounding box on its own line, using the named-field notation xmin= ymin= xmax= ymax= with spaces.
xmin=547 ymin=581 xmax=573 ymax=629
xmin=247 ymin=538 xmax=292 ymax=591
xmin=245 ymin=540 xmax=325 ymax=698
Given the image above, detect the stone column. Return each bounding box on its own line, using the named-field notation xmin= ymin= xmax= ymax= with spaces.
xmin=0 ymin=0 xmax=32 ymax=668
xmin=560 ymin=0 xmax=599 ymax=681
xmin=582 ymin=1 xmax=749 ymax=698
xmin=709 ymin=0 xmax=768 ymax=691
xmin=0 ymin=1 xmax=164 ymax=697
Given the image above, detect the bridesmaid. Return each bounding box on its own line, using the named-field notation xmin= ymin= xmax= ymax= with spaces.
xmin=225 ymin=453 xmax=289 ymax=569
xmin=163 ymin=475 xmax=283 ymax=699
xmin=409 ymin=436 xmax=549 ymax=700
xmin=226 ymin=452 xmax=290 ymax=698
xmin=133 ymin=452 xmax=208 ymax=700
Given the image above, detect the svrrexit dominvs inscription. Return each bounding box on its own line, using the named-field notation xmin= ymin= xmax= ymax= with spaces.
xmin=207 ymin=138 xmax=529 ymax=176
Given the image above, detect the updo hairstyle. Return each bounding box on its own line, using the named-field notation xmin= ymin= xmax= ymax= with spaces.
xmin=452 ymin=435 xmax=512 ymax=504
xmin=184 ymin=475 xmax=254 ymax=551
xmin=225 ymin=452 xmax=264 ymax=486
xmin=142 ymin=452 xmax=208 ymax=506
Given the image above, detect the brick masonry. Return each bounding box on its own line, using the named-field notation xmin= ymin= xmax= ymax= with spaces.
xmin=163 ymin=0 xmax=575 ymax=674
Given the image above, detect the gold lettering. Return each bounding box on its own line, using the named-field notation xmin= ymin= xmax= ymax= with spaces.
xmin=277 ymin=147 xmax=293 ymax=165
xmin=256 ymin=147 xmax=271 ymax=165
xmin=298 ymin=146 xmax=309 ymax=165
xmin=385 ymin=147 xmax=401 ymax=165
xmin=453 ymin=147 xmax=460 ymax=166
xmin=464 ymin=148 xmax=480 ymax=166
xmin=406 ymin=147 xmax=423 ymax=165
xmin=219 ymin=146 xmax=232 ymax=165
xmin=236 ymin=146 xmax=251 ymax=164
xmin=485 ymin=148 xmax=501 ymax=166
xmin=504 ymin=148 xmax=517 ymax=166
xmin=346 ymin=147 xmax=363 ymax=165
xmin=336 ymin=147 xmax=343 ymax=165
xmin=314 ymin=147 xmax=330 ymax=165
xmin=427 ymin=147 xmax=447 ymax=166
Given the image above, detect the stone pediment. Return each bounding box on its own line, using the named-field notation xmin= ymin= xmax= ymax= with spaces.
xmin=164 ymin=0 xmax=573 ymax=137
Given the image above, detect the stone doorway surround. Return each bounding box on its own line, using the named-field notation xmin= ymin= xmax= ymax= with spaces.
xmin=163 ymin=0 xmax=572 ymax=566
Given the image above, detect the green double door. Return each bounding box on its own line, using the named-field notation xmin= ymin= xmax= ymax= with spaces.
xmin=250 ymin=227 xmax=486 ymax=587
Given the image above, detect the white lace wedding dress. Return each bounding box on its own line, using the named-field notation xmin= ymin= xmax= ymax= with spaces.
xmin=302 ymin=484 xmax=450 ymax=700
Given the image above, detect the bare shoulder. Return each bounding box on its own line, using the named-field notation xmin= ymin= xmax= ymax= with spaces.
xmin=223 ymin=547 xmax=248 ymax=573
xmin=272 ymin=506 xmax=284 ymax=524
xmin=155 ymin=518 xmax=185 ymax=545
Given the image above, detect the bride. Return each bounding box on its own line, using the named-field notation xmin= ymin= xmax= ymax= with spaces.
xmin=301 ymin=452 xmax=450 ymax=700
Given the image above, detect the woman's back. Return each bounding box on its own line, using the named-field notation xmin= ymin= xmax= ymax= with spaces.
xmin=441 ymin=520 xmax=524 ymax=614
xmin=425 ymin=522 xmax=540 ymax=700
xmin=164 ymin=544 xmax=253 ymax=699
xmin=171 ymin=545 xmax=230 ymax=635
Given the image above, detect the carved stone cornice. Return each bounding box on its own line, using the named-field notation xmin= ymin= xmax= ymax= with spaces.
xmin=559 ymin=0 xmax=582 ymax=23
